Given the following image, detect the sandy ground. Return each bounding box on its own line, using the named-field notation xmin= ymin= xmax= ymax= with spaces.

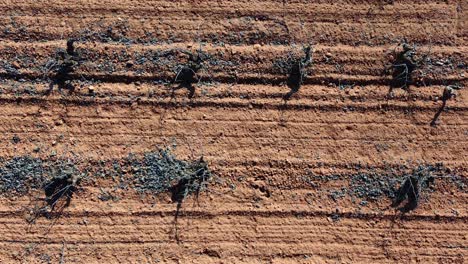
xmin=0 ymin=0 xmax=466 ymax=263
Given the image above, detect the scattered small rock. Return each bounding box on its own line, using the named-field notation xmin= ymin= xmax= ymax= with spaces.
xmin=88 ymin=86 xmax=95 ymax=95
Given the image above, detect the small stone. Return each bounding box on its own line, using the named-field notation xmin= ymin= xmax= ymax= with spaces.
xmin=11 ymin=61 xmax=20 ymax=69
xmin=52 ymin=141 xmax=57 ymax=146
xmin=12 ymin=135 xmax=21 ymax=144
xmin=55 ymin=119 xmax=64 ymax=126
xmin=253 ymin=44 xmax=262 ymax=50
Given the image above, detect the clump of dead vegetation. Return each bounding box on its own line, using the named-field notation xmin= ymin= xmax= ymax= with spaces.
xmin=82 ymin=148 xmax=213 ymax=224
xmin=383 ymin=41 xmax=465 ymax=127
xmin=42 ymin=160 xmax=83 ymax=213
xmin=384 ymin=43 xmax=418 ymax=94
xmin=0 ymin=155 xmax=84 ymax=222
xmin=390 ymin=166 xmax=436 ymax=212
xmin=172 ymin=47 xmax=207 ymax=98
xmin=430 ymin=84 xmax=462 ymax=126
xmin=130 ymin=148 xmax=211 ymax=204
xmin=43 ymin=39 xmax=84 ymax=94
xmin=127 ymin=147 xmax=211 ymax=241
xmin=303 ymin=164 xmax=464 ymax=213
xmin=27 ymin=159 xmax=84 ymax=222
xmin=384 ymin=41 xmax=465 ymax=95
xmin=273 ymin=45 xmax=313 ymax=100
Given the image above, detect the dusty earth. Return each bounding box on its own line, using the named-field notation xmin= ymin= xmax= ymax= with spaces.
xmin=0 ymin=0 xmax=467 ymax=263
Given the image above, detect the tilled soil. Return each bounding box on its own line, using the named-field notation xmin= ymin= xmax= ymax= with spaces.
xmin=0 ymin=0 xmax=466 ymax=263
